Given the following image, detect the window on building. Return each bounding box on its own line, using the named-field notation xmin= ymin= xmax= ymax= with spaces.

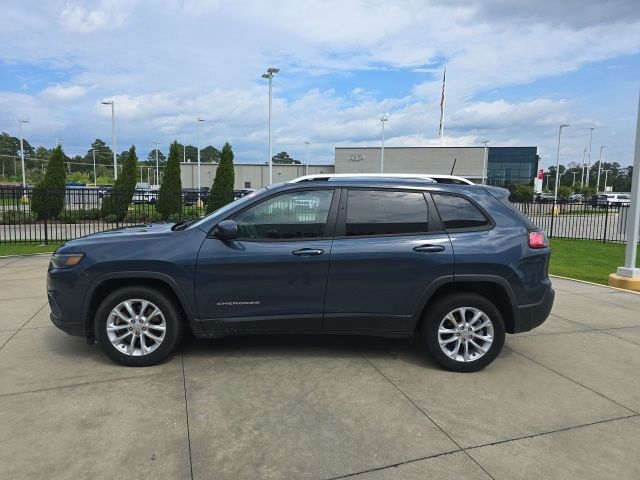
xmin=345 ymin=190 xmax=429 ymax=236
xmin=432 ymin=194 xmax=490 ymax=230
xmin=233 ymin=189 xmax=334 ymax=240
xmin=244 ymin=181 xmax=252 ymax=189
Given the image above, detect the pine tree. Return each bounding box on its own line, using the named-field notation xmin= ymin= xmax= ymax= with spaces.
xmin=156 ymin=141 xmax=183 ymax=218
xmin=207 ymin=142 xmax=235 ymax=213
xmin=31 ymin=145 xmax=67 ymax=219
xmin=100 ymin=145 xmax=138 ymax=220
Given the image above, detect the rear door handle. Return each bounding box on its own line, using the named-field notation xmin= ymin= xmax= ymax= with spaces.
xmin=413 ymin=244 xmax=445 ymax=253
xmin=291 ymin=248 xmax=324 ymax=256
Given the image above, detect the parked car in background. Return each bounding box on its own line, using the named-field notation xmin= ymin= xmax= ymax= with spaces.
xmin=183 ymin=188 xmax=210 ymax=205
xmin=132 ymin=182 xmax=159 ymax=204
xmin=233 ymin=188 xmax=255 ymax=200
xmin=596 ymin=193 xmax=631 ymax=207
xmin=48 ymin=174 xmax=553 ymax=372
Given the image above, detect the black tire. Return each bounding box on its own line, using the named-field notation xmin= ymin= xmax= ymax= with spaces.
xmin=94 ymin=286 xmax=184 ymax=367
xmin=421 ymin=292 xmax=505 ymax=373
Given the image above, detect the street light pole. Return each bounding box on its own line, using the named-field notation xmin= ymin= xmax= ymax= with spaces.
xmin=152 ymin=141 xmax=160 ymax=185
xmin=261 ymin=67 xmax=279 ymax=185
xmin=603 ymin=170 xmax=611 ymax=192
xmin=596 ymin=145 xmax=607 ymax=193
xmin=196 ymin=118 xmax=204 ymax=204
xmin=18 ymin=118 xmax=29 ymax=196
xmin=101 ymin=100 xmax=117 ymax=180
xmin=92 ymin=149 xmax=97 ymax=186
xmin=304 ymin=141 xmax=310 ymax=176
xmin=580 ymin=147 xmax=587 ymax=186
xmin=554 ymin=124 xmax=570 ymax=203
xmin=572 ymin=171 xmax=578 ymax=185
xmin=481 ymin=140 xmax=490 ymax=185
xmin=379 ymin=114 xmax=388 ymax=173
xmin=586 ymin=127 xmax=594 ymax=187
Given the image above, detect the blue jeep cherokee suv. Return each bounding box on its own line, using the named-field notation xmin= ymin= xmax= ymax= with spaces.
xmin=47 ymin=175 xmax=554 ymax=372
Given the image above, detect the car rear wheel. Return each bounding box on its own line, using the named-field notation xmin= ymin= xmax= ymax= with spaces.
xmin=95 ymin=286 xmax=183 ymax=367
xmin=422 ymin=293 xmax=505 ymax=372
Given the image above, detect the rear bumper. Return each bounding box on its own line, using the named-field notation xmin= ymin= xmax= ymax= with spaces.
xmin=512 ymin=287 xmax=555 ymax=333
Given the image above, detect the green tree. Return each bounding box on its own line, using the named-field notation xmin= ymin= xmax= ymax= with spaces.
xmin=207 ymin=142 xmax=235 ymax=213
xmin=201 ymin=146 xmax=220 ymax=163
xmin=272 ymin=151 xmax=301 ymax=164
xmin=156 ymin=141 xmax=183 ymax=218
xmin=100 ymin=145 xmax=138 ymax=220
xmin=31 ymin=145 xmax=67 ymax=219
xmin=143 ymin=149 xmax=166 ymax=165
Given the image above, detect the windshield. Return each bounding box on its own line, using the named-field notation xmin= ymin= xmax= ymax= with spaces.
xmin=189 ymin=187 xmax=267 ymax=229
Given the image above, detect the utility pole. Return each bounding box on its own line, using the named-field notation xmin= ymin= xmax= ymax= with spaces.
xmin=603 ymin=170 xmax=611 ymax=191
xmin=481 ymin=140 xmax=490 ymax=184
xmin=152 ymin=141 xmax=160 ymax=186
xmin=101 ymin=100 xmax=117 ymax=180
xmin=92 ymin=149 xmax=97 ymax=186
xmin=580 ymin=147 xmax=587 ymax=186
xmin=304 ymin=141 xmax=310 ymax=176
xmin=261 ymin=67 xmax=279 ymax=184
xmin=596 ymin=145 xmax=607 ymax=193
xmin=380 ymin=114 xmax=388 ymax=173
xmin=554 ymin=124 xmax=570 ymax=203
xmin=18 ymin=118 xmax=29 ymax=200
xmin=196 ymin=118 xmax=204 ymax=204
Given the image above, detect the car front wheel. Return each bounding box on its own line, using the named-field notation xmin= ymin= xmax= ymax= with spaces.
xmin=95 ymin=286 xmax=183 ymax=367
xmin=422 ymin=293 xmax=505 ymax=372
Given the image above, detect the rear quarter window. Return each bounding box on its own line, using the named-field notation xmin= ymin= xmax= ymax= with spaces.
xmin=432 ymin=193 xmax=491 ymax=231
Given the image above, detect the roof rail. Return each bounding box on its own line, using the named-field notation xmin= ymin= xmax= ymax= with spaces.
xmin=290 ymin=173 xmax=474 ymax=185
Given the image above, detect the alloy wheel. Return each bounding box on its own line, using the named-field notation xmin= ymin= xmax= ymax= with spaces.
xmin=106 ymin=299 xmax=167 ymax=356
xmin=437 ymin=307 xmax=494 ymax=362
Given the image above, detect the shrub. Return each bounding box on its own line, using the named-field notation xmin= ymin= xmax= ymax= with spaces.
xmin=58 ymin=209 xmax=100 ymax=223
xmin=207 ymin=142 xmax=235 ymax=213
xmin=156 ymin=141 xmax=182 ymax=218
xmin=510 ymin=184 xmax=534 ymax=203
xmin=557 ymin=186 xmax=573 ymax=201
xmin=125 ymin=209 xmax=163 ymax=223
xmin=0 ymin=210 xmax=37 ymax=224
xmin=100 ymin=145 xmax=138 ymax=221
xmin=31 ymin=145 xmax=66 ymax=219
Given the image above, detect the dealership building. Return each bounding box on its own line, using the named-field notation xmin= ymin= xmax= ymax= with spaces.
xmin=180 ymin=146 xmax=538 ymax=189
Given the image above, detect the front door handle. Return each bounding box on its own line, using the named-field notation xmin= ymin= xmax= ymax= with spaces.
xmin=413 ymin=244 xmax=445 ymax=253
xmin=291 ymin=248 xmax=324 ymax=256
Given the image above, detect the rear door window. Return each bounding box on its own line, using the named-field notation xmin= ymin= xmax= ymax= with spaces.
xmin=345 ymin=190 xmax=429 ymax=236
xmin=432 ymin=194 xmax=490 ymax=231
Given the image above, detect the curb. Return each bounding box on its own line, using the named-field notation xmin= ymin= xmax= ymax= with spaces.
xmin=0 ymin=253 xmax=54 ymax=259
xmin=550 ymin=274 xmax=640 ymax=295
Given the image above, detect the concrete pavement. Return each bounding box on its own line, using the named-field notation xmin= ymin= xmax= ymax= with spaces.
xmin=0 ymin=256 xmax=639 ymax=479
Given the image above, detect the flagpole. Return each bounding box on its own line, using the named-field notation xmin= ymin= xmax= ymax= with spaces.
xmin=439 ymin=62 xmax=447 ymax=145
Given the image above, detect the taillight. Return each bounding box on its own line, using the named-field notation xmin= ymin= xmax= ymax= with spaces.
xmin=528 ymin=230 xmax=548 ymax=249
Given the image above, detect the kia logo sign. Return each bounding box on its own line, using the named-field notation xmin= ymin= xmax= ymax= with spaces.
xmin=348 ymin=153 xmax=366 ymax=162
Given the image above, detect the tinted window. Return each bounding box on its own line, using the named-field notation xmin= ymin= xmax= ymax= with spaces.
xmin=233 ymin=189 xmax=334 ymax=240
xmin=432 ymin=194 xmax=490 ymax=230
xmin=346 ymin=190 xmax=428 ymax=236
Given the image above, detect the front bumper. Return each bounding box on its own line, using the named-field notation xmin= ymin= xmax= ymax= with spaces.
xmin=511 ymin=287 xmax=555 ymax=333
xmin=47 ymin=268 xmax=90 ymax=337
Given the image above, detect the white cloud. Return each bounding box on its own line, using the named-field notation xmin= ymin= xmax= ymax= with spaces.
xmin=41 ymin=84 xmax=87 ymax=101
xmin=59 ymin=0 xmax=137 ymax=33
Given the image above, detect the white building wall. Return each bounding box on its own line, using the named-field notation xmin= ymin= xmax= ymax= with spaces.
xmin=335 ymin=147 xmax=485 ymax=181
xmin=180 ymin=163 xmax=335 ymax=189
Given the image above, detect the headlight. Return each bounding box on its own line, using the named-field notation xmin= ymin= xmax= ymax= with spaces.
xmin=50 ymin=253 xmax=85 ymax=269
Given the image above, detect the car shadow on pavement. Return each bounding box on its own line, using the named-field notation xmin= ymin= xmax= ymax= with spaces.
xmin=181 ymin=332 xmax=442 ymax=370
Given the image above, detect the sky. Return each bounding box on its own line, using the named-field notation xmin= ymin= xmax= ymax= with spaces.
xmin=1 ymin=0 xmax=639 ymax=169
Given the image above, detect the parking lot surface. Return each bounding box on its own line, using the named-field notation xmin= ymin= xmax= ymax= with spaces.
xmin=1 ymin=255 xmax=639 ymax=480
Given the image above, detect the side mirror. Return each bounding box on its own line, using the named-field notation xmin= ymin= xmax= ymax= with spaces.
xmin=214 ymin=220 xmax=238 ymax=240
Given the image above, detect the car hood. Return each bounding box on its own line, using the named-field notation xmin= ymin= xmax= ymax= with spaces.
xmin=61 ymin=222 xmax=176 ymax=247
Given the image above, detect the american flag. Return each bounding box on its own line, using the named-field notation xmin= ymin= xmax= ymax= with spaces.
xmin=438 ymin=63 xmax=446 ymax=140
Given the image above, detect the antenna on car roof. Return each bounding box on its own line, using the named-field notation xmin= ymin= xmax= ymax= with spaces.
xmin=450 ymin=158 xmax=457 ymax=175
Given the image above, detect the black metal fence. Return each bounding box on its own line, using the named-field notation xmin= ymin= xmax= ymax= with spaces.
xmin=0 ymin=186 xmax=209 ymax=245
xmin=513 ymin=201 xmax=631 ymax=243
xmin=0 ymin=186 xmax=634 ymax=245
